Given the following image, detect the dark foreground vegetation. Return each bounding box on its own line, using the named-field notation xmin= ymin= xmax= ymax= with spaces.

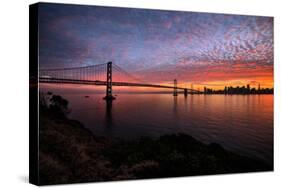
xmin=39 ymin=93 xmax=272 ymax=185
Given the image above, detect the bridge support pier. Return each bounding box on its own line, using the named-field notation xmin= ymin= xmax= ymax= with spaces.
xmin=184 ymin=89 xmax=188 ymax=97
xmin=173 ymin=79 xmax=178 ymax=96
xmin=103 ymin=62 xmax=116 ymax=100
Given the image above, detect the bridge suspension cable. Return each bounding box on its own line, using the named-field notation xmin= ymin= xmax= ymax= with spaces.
xmin=39 ymin=63 xmax=108 ymax=81
xmin=112 ymin=64 xmax=145 ymax=83
xmin=38 ymin=62 xmax=200 ymax=95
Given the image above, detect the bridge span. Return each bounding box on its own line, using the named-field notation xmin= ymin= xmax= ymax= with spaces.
xmin=39 ymin=62 xmax=200 ymax=100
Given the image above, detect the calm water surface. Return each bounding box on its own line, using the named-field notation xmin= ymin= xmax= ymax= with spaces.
xmin=48 ymin=91 xmax=274 ymax=164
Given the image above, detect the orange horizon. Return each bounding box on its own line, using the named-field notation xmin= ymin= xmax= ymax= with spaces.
xmin=39 ymin=77 xmax=273 ymax=92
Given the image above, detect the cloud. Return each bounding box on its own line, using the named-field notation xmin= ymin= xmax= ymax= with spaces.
xmin=38 ymin=4 xmax=273 ymax=86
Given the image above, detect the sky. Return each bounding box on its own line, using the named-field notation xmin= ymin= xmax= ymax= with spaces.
xmin=39 ymin=3 xmax=273 ymax=89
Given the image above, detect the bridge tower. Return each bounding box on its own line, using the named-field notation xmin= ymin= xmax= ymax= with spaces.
xmin=173 ymin=79 xmax=178 ymax=96
xmin=103 ymin=62 xmax=116 ymax=100
xmin=184 ymin=88 xmax=188 ymax=97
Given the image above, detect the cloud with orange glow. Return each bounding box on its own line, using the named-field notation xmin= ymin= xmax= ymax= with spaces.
xmin=38 ymin=4 xmax=273 ymax=89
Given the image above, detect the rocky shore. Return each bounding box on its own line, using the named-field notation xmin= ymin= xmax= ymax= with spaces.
xmin=39 ymin=109 xmax=272 ymax=185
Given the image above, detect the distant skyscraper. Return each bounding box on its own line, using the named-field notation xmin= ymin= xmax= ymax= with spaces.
xmin=247 ymin=84 xmax=250 ymax=93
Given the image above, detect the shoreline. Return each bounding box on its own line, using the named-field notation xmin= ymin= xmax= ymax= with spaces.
xmin=39 ymin=107 xmax=273 ymax=185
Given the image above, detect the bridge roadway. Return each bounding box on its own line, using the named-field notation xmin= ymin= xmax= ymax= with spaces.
xmin=39 ymin=77 xmax=199 ymax=93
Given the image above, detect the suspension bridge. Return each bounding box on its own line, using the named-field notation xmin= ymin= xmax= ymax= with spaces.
xmin=39 ymin=62 xmax=200 ymax=100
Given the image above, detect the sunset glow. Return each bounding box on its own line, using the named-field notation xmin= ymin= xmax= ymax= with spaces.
xmin=33 ymin=4 xmax=274 ymax=183
xmin=39 ymin=4 xmax=273 ymax=90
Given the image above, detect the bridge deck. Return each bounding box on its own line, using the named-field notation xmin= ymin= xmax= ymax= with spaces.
xmin=39 ymin=77 xmax=199 ymax=92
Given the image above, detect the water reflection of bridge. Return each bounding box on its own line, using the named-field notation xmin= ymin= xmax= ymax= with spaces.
xmin=39 ymin=62 xmax=200 ymax=100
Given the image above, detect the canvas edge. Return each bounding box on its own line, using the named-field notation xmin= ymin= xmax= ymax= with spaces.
xmin=29 ymin=3 xmax=40 ymax=186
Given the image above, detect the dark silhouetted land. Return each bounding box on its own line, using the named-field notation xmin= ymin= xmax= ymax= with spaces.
xmin=38 ymin=93 xmax=272 ymax=185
